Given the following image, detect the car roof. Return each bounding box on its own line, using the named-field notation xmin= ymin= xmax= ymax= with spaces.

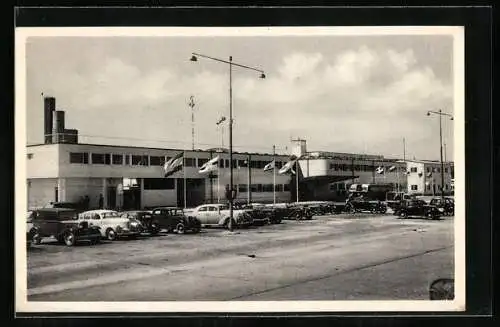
xmin=36 ymin=208 xmax=77 ymax=213
xmin=81 ymin=210 xmax=118 ymax=214
xmin=153 ymin=206 xmax=181 ymax=210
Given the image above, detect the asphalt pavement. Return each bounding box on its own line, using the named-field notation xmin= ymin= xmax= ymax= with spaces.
xmin=26 ymin=213 xmax=454 ymax=301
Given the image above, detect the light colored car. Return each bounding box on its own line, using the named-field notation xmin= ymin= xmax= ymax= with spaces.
xmin=78 ymin=210 xmax=142 ymax=241
xmin=184 ymin=204 xmax=253 ymax=228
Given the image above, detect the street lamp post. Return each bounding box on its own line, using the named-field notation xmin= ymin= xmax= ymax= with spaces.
xmin=190 ymin=52 xmax=265 ymax=232
xmin=426 ymin=109 xmax=453 ymax=199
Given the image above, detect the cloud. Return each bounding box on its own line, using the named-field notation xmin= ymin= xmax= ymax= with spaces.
xmin=28 ymin=45 xmax=453 ymax=160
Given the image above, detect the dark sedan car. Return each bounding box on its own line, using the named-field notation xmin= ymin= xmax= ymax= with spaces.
xmin=429 ymin=197 xmax=455 ymax=216
xmin=120 ymin=211 xmax=157 ymax=235
xmin=31 ymin=208 xmax=102 ymax=246
xmin=398 ymin=199 xmax=443 ymax=220
xmin=345 ymin=197 xmax=387 ymax=214
xmin=151 ymin=207 xmax=201 ymax=234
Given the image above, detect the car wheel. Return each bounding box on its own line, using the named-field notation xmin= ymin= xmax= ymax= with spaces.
xmin=31 ymin=230 xmax=41 ymax=245
xmin=176 ymin=223 xmax=185 ymax=234
xmin=191 ymin=226 xmax=201 ymax=233
xmin=370 ymin=207 xmax=378 ymax=214
xmin=399 ymin=211 xmax=408 ymax=219
xmin=63 ymin=231 xmax=76 ymax=246
xmin=106 ymin=228 xmax=116 ymax=241
xmin=90 ymin=237 xmax=100 ymax=245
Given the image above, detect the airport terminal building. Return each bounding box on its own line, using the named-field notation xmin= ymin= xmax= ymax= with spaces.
xmin=26 ymin=96 xmax=454 ymax=210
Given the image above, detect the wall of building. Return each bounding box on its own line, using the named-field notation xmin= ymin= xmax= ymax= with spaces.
xmin=142 ymin=189 xmax=177 ymax=208
xmin=27 ymin=178 xmax=58 ymax=209
xmin=406 ymin=161 xmax=453 ymax=195
xmin=26 ymin=145 xmax=60 ymax=178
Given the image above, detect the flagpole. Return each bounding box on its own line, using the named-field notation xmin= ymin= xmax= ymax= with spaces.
xmin=247 ymin=154 xmax=251 ymax=205
xmin=296 ymin=160 xmax=299 ymax=203
xmin=217 ymin=160 xmax=220 ymax=204
xmin=273 ymin=145 xmax=276 ymax=206
xmin=183 ymin=151 xmax=187 ymax=209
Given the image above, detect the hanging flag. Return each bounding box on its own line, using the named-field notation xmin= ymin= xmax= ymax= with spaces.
xmin=199 ymin=155 xmax=219 ymax=174
xmin=279 ymin=156 xmax=298 ymax=175
xmin=163 ymin=152 xmax=184 ymax=177
xmin=388 ymin=166 xmax=396 ymax=172
xmin=406 ymin=170 xmax=411 ymax=175
xmin=375 ymin=166 xmax=384 ymax=174
xmin=426 ymin=172 xmax=433 ymax=178
xmin=263 ymin=160 xmax=275 ymax=172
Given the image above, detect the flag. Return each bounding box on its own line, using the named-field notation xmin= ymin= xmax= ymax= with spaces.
xmin=388 ymin=166 xmax=396 ymax=172
xmin=375 ymin=166 xmax=384 ymax=174
xmin=279 ymin=156 xmax=298 ymax=175
xmin=426 ymin=172 xmax=433 ymax=178
xmin=163 ymin=152 xmax=184 ymax=177
xmin=199 ymin=156 xmax=219 ymax=174
xmin=263 ymin=160 xmax=275 ymax=172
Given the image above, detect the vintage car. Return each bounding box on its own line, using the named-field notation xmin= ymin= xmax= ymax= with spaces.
xmin=297 ymin=201 xmax=338 ymax=216
xmin=398 ymin=199 xmax=443 ymax=220
xmin=345 ymin=196 xmax=387 ymax=214
xmin=429 ymin=197 xmax=455 ymax=216
xmin=120 ymin=211 xmax=160 ymax=235
xmin=150 ymin=207 xmax=201 ymax=234
xmin=235 ymin=203 xmax=272 ymax=226
xmin=78 ymin=210 xmax=143 ymax=240
xmin=183 ymin=204 xmax=253 ymax=228
xmin=31 ymin=208 xmax=102 ymax=246
xmin=26 ymin=211 xmax=41 ymax=248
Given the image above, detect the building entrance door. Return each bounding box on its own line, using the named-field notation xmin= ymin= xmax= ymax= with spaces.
xmin=107 ymin=186 xmax=117 ymax=209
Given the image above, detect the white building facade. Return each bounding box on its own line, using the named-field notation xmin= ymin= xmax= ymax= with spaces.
xmin=26 ymin=143 xmax=292 ymax=210
xmin=405 ymin=160 xmax=454 ymax=196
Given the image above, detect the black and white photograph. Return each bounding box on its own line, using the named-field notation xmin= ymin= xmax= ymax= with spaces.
xmin=15 ymin=26 xmax=465 ymax=313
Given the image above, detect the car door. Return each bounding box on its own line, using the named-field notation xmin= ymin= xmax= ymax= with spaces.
xmin=196 ymin=206 xmax=209 ymax=224
xmin=207 ymin=206 xmax=221 ymax=225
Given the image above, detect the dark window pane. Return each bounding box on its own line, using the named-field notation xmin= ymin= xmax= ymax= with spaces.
xmin=143 ymin=178 xmax=175 ymax=190
xmin=276 ymin=184 xmax=283 ymax=192
xmin=198 ymin=158 xmax=208 ymax=167
xmin=105 ymin=154 xmax=111 ymax=165
xmin=124 ymin=155 xmax=130 ymax=165
xmin=150 ymin=156 xmax=162 ymax=166
xmin=69 ymin=152 xmax=88 ymax=164
xmin=284 ymin=184 xmax=291 ymax=192
xmin=238 ymin=184 xmax=247 ymax=192
xmin=250 ymin=184 xmax=258 ymax=192
xmin=92 ymin=153 xmax=105 ymax=164
xmin=132 ymin=155 xmax=142 ymax=165
xmin=185 ymin=158 xmax=196 ymax=167
xmin=112 ymin=154 xmax=123 ymax=165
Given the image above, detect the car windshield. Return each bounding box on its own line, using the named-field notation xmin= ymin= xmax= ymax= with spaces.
xmin=102 ymin=212 xmax=120 ymax=218
xmin=218 ymin=205 xmax=229 ymax=210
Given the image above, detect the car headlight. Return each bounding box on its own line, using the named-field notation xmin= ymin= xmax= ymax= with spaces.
xmin=438 ymin=208 xmax=444 ymax=212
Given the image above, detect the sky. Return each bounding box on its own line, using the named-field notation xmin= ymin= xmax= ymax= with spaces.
xmin=24 ymin=31 xmax=456 ymax=160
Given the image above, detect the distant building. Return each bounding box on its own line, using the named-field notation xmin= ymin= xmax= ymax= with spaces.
xmin=406 ymin=160 xmax=454 ymax=196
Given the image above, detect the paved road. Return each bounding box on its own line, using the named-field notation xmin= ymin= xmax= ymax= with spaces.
xmin=26 ymin=213 xmax=454 ymax=301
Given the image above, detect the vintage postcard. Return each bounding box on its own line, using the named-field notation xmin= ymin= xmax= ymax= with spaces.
xmin=15 ymin=26 xmax=465 ymax=313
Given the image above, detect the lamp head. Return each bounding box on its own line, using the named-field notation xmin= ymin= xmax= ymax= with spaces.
xmin=450 ymin=117 xmax=454 ymax=121
xmin=427 ymin=112 xmax=431 ymax=116
xmin=190 ymin=55 xmax=198 ymax=62
xmin=260 ymin=73 xmax=266 ymax=79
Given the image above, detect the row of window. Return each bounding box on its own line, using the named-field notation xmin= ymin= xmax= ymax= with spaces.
xmin=411 ymin=184 xmax=451 ymax=191
xmin=141 ymin=178 xmax=289 ymax=192
xmin=69 ymin=152 xmax=284 ymax=169
xmin=410 ymin=166 xmax=454 ymax=174
xmin=330 ymin=163 xmax=406 ymax=172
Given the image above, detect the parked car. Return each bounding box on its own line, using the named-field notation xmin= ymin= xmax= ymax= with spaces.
xmin=429 ymin=197 xmax=455 ymax=216
xmin=120 ymin=211 xmax=160 ymax=235
xmin=78 ymin=210 xmax=143 ymax=241
xmin=286 ymin=203 xmax=314 ymax=220
xmin=26 ymin=211 xmax=41 ymax=248
xmin=150 ymin=207 xmax=201 ymax=234
xmin=236 ymin=203 xmax=272 ymax=225
xmin=345 ymin=197 xmax=387 ymax=214
xmin=398 ymin=199 xmax=443 ymax=220
xmin=184 ymin=204 xmax=253 ymax=228
xmin=31 ymin=208 xmax=102 ymax=246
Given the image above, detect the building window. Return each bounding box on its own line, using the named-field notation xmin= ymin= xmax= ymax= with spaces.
xmin=411 ymin=185 xmax=418 ymax=191
xmin=445 ymin=184 xmax=449 ymax=190
xmin=238 ymin=160 xmax=248 ymax=168
xmin=112 ymin=154 xmax=123 ymax=165
xmin=124 ymin=155 xmax=130 ymax=165
xmin=262 ymin=184 xmax=274 ymax=192
xmin=27 ymin=153 xmax=34 ymax=160
xmin=69 ymin=152 xmax=88 ymax=164
xmin=185 ymin=158 xmax=196 ymax=167
xmin=410 ymin=167 xmax=417 ymax=173
xmin=225 ymin=159 xmax=230 ymax=168
xmin=437 ymin=168 xmax=441 ymax=173
xmin=427 ymin=167 xmax=430 ymax=173
xmin=105 ymin=154 xmax=111 ymax=165
xmin=445 ymin=167 xmax=448 ymax=173
xmin=143 ymin=178 xmax=175 ymax=190
xmin=426 ymin=184 xmax=431 ymax=191
xmin=250 ymin=184 xmax=258 ymax=192
xmin=150 ymin=156 xmax=163 ymax=166
xmin=91 ymin=153 xmax=105 ymax=164
xmin=238 ymin=184 xmax=247 ymax=193
xmin=276 ymin=184 xmax=284 ymax=192
xmin=284 ymin=184 xmax=291 ymax=192
xmin=432 ymin=167 xmax=436 ymax=173
xmin=131 ymin=155 xmax=148 ymax=166
xmin=198 ymin=158 xmax=208 ymax=167
xmin=276 ymin=161 xmax=283 ymax=169
xmin=219 ymin=159 xmax=225 ymax=168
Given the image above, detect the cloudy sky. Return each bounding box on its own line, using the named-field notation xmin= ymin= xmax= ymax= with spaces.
xmin=25 ymin=31 xmax=456 ymax=160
